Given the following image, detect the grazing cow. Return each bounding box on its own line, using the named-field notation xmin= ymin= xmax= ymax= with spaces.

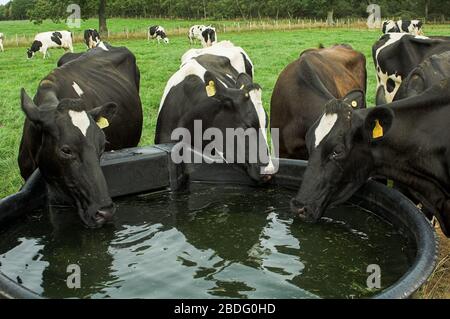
xmin=290 ymin=79 xmax=450 ymax=237
xmin=18 ymin=45 xmax=143 ymax=228
xmin=84 ymin=29 xmax=101 ymax=49
xmin=395 ymin=51 xmax=450 ymax=101
xmin=188 ymin=25 xmax=217 ymax=47
xmin=148 ymin=25 xmax=169 ymax=44
xmin=27 ymin=31 xmax=73 ymax=59
xmin=270 ymin=44 xmax=367 ymax=160
xmin=382 ymin=20 xmax=424 ymax=35
xmin=0 ymin=33 xmax=4 ymax=52
xmin=156 ymin=42 xmax=274 ymax=181
xmin=373 ymin=33 xmax=450 ymax=104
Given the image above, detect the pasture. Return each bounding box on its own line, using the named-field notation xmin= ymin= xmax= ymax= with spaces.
xmin=0 ymin=19 xmax=449 ymax=297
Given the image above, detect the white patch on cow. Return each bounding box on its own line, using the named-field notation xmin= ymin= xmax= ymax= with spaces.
xmin=97 ymin=41 xmax=109 ymax=51
xmin=159 ymin=59 xmax=207 ymax=114
xmin=314 ymin=113 xmax=338 ymax=148
xmin=181 ymin=41 xmax=254 ymax=78
xmin=249 ymin=88 xmax=274 ymax=174
xmin=68 ymin=110 xmax=90 ymax=137
xmin=374 ymin=33 xmax=429 ymax=103
xmin=72 ymin=81 xmax=84 ymax=97
xmin=31 ymin=31 xmax=73 ymax=59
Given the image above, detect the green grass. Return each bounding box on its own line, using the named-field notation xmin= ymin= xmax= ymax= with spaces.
xmin=0 ymin=20 xmax=449 ymax=199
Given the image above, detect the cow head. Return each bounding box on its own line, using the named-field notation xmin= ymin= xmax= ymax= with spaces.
xmin=202 ymin=28 xmax=216 ymax=47
xmin=291 ymin=99 xmax=393 ymax=221
xmin=200 ymin=72 xmax=274 ymax=182
xmin=27 ymin=40 xmax=42 ymax=59
xmin=20 ymin=88 xmax=118 ymax=228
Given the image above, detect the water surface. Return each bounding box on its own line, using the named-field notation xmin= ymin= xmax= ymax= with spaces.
xmin=0 ymin=184 xmax=414 ymax=298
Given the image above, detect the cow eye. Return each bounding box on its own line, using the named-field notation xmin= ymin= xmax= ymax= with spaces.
xmin=60 ymin=146 xmax=73 ymax=157
xmin=330 ymin=146 xmax=345 ymax=160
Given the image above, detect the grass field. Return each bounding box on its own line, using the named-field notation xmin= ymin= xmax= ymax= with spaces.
xmin=0 ymin=19 xmax=449 ymax=297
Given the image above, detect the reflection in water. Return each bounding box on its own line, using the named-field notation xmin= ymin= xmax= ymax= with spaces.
xmin=0 ymin=184 xmax=414 ymax=298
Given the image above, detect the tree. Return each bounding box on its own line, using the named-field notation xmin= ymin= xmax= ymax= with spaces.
xmin=98 ymin=0 xmax=108 ymax=36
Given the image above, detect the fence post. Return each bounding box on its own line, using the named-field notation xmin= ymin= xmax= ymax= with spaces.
xmin=16 ymin=34 xmax=18 ymax=47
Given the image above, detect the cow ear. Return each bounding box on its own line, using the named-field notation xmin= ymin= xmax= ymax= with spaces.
xmin=343 ymin=89 xmax=366 ymax=109
xmin=88 ymin=102 xmax=117 ymax=129
xmin=20 ymin=88 xmax=41 ymax=124
xmin=203 ymin=71 xmax=225 ymax=97
xmin=236 ymin=73 xmax=252 ymax=90
xmin=364 ymin=106 xmax=394 ymax=141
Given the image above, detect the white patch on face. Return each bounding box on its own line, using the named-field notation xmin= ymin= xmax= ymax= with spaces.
xmin=72 ymin=81 xmax=84 ymax=97
xmin=97 ymin=41 xmax=109 ymax=51
xmin=314 ymin=113 xmax=338 ymax=148
xmin=249 ymin=89 xmax=275 ymax=174
xmin=68 ymin=110 xmax=90 ymax=137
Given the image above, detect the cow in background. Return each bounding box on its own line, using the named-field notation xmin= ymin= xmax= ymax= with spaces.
xmin=27 ymin=31 xmax=73 ymax=59
xmin=270 ymin=44 xmax=367 ymax=160
xmin=373 ymin=33 xmax=450 ymax=104
xmin=148 ymin=25 xmax=169 ymax=44
xmin=84 ymin=29 xmax=101 ymax=49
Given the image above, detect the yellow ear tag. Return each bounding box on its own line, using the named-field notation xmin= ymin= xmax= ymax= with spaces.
xmin=351 ymin=100 xmax=358 ymax=108
xmin=372 ymin=119 xmax=383 ymax=139
xmin=96 ymin=116 xmax=109 ymax=129
xmin=206 ymin=81 xmax=216 ymax=97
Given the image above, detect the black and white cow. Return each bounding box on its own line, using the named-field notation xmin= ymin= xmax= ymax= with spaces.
xmin=373 ymin=33 xmax=450 ymax=104
xmin=148 ymin=25 xmax=169 ymax=44
xmin=382 ymin=20 xmax=423 ymax=35
xmin=291 ymin=79 xmax=450 ymax=237
xmin=156 ymin=41 xmax=274 ymax=181
xmin=84 ymin=29 xmax=101 ymax=49
xmin=18 ymin=44 xmax=143 ymax=228
xmin=188 ymin=25 xmax=217 ymax=47
xmin=395 ymin=51 xmax=450 ymax=101
xmin=0 ymin=33 xmax=4 ymax=52
xmin=27 ymin=31 xmax=73 ymax=59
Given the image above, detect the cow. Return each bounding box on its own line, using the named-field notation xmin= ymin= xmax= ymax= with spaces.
xmin=18 ymin=44 xmax=143 ymax=228
xmin=373 ymin=33 xmax=450 ymax=105
xmin=155 ymin=42 xmax=274 ymax=182
xmin=270 ymin=44 xmax=367 ymax=160
xmin=382 ymin=20 xmax=424 ymax=36
xmin=84 ymin=29 xmax=101 ymax=49
xmin=0 ymin=33 xmax=4 ymax=52
xmin=148 ymin=25 xmax=169 ymax=44
xmin=188 ymin=25 xmax=217 ymax=47
xmin=395 ymin=51 xmax=450 ymax=101
xmin=290 ymin=79 xmax=450 ymax=237
xmin=27 ymin=31 xmax=73 ymax=59
xmin=57 ymin=42 xmax=111 ymax=67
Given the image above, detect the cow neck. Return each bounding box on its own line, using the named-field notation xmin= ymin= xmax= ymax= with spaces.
xmin=369 ymin=94 xmax=450 ymax=200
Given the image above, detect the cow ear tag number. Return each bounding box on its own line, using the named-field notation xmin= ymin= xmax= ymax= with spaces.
xmin=206 ymin=81 xmax=216 ymax=97
xmin=97 ymin=116 xmax=110 ymax=129
xmin=372 ymin=119 xmax=383 ymax=139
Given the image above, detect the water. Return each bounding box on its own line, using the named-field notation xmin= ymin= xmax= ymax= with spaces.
xmin=0 ymin=184 xmax=415 ymax=299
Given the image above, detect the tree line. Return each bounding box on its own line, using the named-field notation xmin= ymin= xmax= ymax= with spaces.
xmin=0 ymin=0 xmax=448 ymax=22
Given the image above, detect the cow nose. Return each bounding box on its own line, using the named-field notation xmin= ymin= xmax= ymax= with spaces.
xmin=95 ymin=204 xmax=115 ymax=225
xmin=290 ymin=198 xmax=306 ymax=216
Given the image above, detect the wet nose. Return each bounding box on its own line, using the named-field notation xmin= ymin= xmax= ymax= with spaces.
xmin=95 ymin=204 xmax=115 ymax=225
xmin=290 ymin=198 xmax=306 ymax=216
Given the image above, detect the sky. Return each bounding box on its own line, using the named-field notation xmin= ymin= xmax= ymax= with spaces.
xmin=0 ymin=0 xmax=8 ymax=5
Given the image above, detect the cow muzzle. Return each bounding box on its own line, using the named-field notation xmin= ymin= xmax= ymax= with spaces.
xmin=290 ymin=198 xmax=322 ymax=223
xmin=79 ymin=203 xmax=116 ymax=228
